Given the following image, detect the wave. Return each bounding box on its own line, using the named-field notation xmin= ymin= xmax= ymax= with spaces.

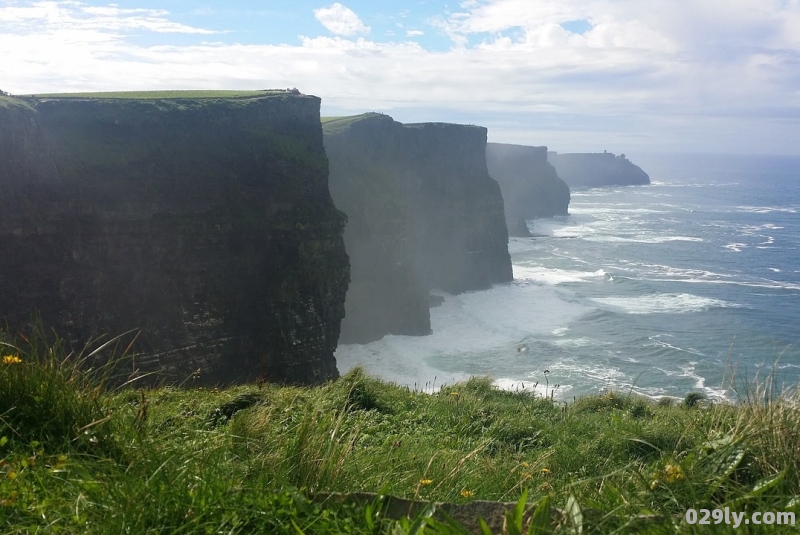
xmin=569 ymin=206 xmax=668 ymax=215
xmin=591 ymin=293 xmax=738 ymax=314
xmin=630 ymin=277 xmax=800 ymax=292
xmin=585 ymin=235 xmax=703 ymax=244
xmin=724 ymin=242 xmax=747 ymax=252
xmin=649 ymin=181 xmax=740 ymax=188
xmin=612 ymin=261 xmax=735 ymax=280
xmin=657 ymin=363 xmax=729 ymax=401
xmin=513 ymin=265 xmax=611 ymax=285
xmin=736 ymin=205 xmax=797 ymax=214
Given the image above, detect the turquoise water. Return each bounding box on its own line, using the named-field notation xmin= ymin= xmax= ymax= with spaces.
xmin=336 ymin=154 xmax=800 ymax=401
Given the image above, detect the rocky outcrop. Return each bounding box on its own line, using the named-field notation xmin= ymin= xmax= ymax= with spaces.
xmin=548 ymin=151 xmax=650 ymax=188
xmin=0 ymin=92 xmax=349 ymax=385
xmin=324 ymin=113 xmax=512 ymax=344
xmin=486 ymin=143 xmax=570 ymax=236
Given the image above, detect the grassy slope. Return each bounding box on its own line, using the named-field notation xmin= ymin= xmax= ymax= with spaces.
xmin=1 ymin=330 xmax=799 ymax=534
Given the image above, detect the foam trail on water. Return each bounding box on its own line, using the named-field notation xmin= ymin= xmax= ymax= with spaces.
xmin=592 ymin=293 xmax=738 ymax=314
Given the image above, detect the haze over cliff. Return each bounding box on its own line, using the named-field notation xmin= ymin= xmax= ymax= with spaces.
xmin=486 ymin=143 xmax=570 ymax=237
xmin=0 ymin=91 xmax=348 ymax=385
xmin=548 ymin=151 xmax=650 ymax=188
xmin=324 ymin=113 xmax=512 ymax=344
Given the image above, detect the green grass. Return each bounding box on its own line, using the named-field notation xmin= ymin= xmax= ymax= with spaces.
xmin=2 ymin=327 xmax=799 ymax=533
xmin=321 ymin=113 xmax=384 ymax=134
xmin=18 ymin=90 xmax=290 ymax=100
xmin=0 ymin=95 xmax=35 ymax=110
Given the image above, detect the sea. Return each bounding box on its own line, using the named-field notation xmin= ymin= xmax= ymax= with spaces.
xmin=335 ymin=153 xmax=800 ymax=402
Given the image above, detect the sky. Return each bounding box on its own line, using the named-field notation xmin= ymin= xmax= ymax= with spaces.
xmin=2 ymin=0 xmax=800 ymax=155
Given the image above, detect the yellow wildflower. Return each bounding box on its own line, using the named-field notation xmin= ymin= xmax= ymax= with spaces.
xmin=419 ymin=479 xmax=433 ymax=486
xmin=2 ymin=355 xmax=22 ymax=365
xmin=450 ymin=392 xmax=459 ymax=397
xmin=650 ymin=479 xmax=660 ymax=490
xmin=521 ymin=462 xmax=530 ymax=468
xmin=664 ymin=464 xmax=685 ymax=483
xmin=540 ymin=468 xmax=551 ymax=474
xmin=460 ymin=489 xmax=474 ymax=498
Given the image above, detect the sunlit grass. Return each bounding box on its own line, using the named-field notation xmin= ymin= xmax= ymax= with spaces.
xmin=2 ymin=327 xmax=799 ymax=533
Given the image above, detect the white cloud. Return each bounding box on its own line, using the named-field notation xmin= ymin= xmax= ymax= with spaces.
xmin=313 ymin=3 xmax=370 ymax=36
xmin=0 ymin=1 xmax=215 ymax=34
xmin=406 ymin=29 xmax=423 ymax=37
xmin=1 ymin=0 xmax=799 ymax=154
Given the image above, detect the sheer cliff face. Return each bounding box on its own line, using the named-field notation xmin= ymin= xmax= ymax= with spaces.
xmin=324 ymin=114 xmax=512 ymax=344
xmin=324 ymin=115 xmax=431 ymax=344
xmin=547 ymin=152 xmax=650 ymax=188
xmin=486 ymin=143 xmax=570 ymax=236
xmin=0 ymin=94 xmax=348 ymax=385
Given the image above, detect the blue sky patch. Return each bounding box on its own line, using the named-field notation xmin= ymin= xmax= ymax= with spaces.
xmin=560 ymin=19 xmax=593 ymax=35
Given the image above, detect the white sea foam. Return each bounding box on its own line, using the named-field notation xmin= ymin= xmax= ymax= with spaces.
xmin=585 ymin=235 xmax=703 ymax=244
xmin=614 ymin=261 xmax=734 ymax=280
xmin=724 ymin=243 xmax=747 ymax=252
xmin=569 ymin=206 xmax=668 ymax=215
xmin=336 ymin=282 xmax=590 ymax=391
xmin=591 ymin=293 xmax=738 ymax=314
xmin=648 ymin=335 xmax=707 ymax=357
xmin=650 ymin=181 xmax=739 ymax=188
xmin=551 ymin=327 xmax=569 ymax=336
xmin=550 ymin=337 xmax=608 ymax=348
xmin=631 ymin=277 xmax=800 ymax=292
xmin=513 ymin=265 xmax=610 ymax=285
xmin=736 ymin=206 xmax=797 ymax=214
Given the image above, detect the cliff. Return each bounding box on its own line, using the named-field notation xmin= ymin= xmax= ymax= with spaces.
xmin=324 ymin=114 xmax=512 ymax=344
xmin=548 ymin=151 xmax=650 ymax=188
xmin=0 ymin=92 xmax=349 ymax=385
xmin=485 ymin=143 xmax=570 ymax=236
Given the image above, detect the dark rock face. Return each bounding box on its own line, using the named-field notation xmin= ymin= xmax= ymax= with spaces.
xmin=486 ymin=143 xmax=570 ymax=236
xmin=547 ymin=151 xmax=650 ymax=188
xmin=0 ymin=94 xmax=349 ymax=385
xmin=324 ymin=114 xmax=512 ymax=344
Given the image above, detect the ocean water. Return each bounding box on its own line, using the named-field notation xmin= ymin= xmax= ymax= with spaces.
xmin=335 ymin=154 xmax=800 ymax=401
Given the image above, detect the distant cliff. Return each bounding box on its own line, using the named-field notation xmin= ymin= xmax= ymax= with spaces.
xmin=0 ymin=92 xmax=349 ymax=385
xmin=324 ymin=113 xmax=512 ymax=344
xmin=548 ymin=151 xmax=650 ymax=188
xmin=486 ymin=143 xmax=570 ymax=236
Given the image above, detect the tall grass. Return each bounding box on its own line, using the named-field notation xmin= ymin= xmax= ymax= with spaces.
xmin=2 ymin=330 xmax=800 ymax=533
xmin=0 ymin=324 xmax=139 ymax=454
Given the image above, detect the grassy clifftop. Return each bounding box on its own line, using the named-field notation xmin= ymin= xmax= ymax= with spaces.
xmin=1 ymin=329 xmax=798 ymax=533
xmin=18 ymin=90 xmax=288 ymax=99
